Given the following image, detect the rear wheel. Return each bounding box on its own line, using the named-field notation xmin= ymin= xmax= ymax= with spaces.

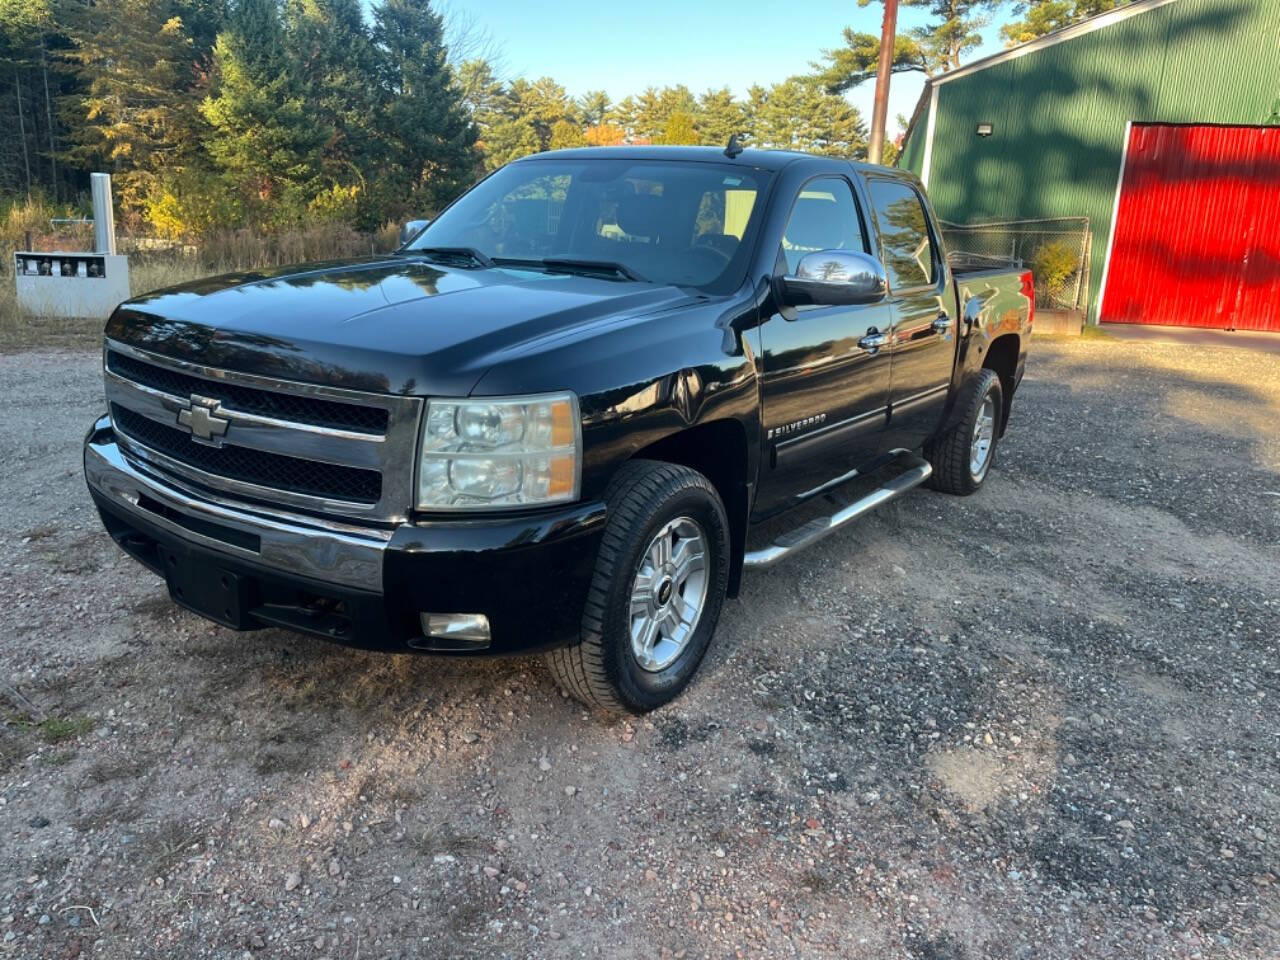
xmin=925 ymin=368 xmax=1003 ymax=495
xmin=544 ymin=460 xmax=730 ymax=714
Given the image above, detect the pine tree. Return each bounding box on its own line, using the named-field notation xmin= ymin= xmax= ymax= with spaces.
xmin=656 ymin=111 xmax=698 ymax=145
xmin=577 ymin=90 xmax=611 ymax=127
xmin=482 ymin=116 xmax=539 ymax=168
xmin=607 ymin=95 xmax=640 ymax=140
xmin=741 ymin=84 xmax=770 ymax=146
xmin=201 ymin=0 xmax=326 ymax=213
xmin=696 ymin=87 xmax=744 ymax=146
xmin=1001 ymin=0 xmax=1122 ymax=44
xmin=755 ymin=78 xmax=867 ymax=157
xmin=285 ymin=0 xmax=379 ymax=193
xmin=506 ymin=76 xmax=574 ymax=150
xmin=371 ymin=0 xmax=477 ymax=213
xmin=549 ymin=118 xmax=585 ymax=150
xmin=61 ymin=0 xmax=205 ymax=209
xmin=812 ymin=0 xmax=998 ymax=92
xmin=1 ymin=0 xmax=57 ymax=198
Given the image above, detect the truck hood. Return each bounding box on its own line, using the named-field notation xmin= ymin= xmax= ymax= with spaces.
xmin=106 ymin=256 xmax=702 ymax=395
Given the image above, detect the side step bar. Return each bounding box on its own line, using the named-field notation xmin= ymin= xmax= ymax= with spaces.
xmin=743 ymin=453 xmax=933 ymax=570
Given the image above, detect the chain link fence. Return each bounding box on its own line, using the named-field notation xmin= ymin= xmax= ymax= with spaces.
xmin=940 ymin=217 xmax=1092 ymax=313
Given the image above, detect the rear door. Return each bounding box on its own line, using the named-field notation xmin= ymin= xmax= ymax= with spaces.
xmin=754 ymin=174 xmax=893 ymax=519
xmin=864 ymin=177 xmax=957 ymax=452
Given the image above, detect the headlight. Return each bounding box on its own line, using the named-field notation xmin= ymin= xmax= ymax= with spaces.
xmin=416 ymin=392 xmax=581 ymax=510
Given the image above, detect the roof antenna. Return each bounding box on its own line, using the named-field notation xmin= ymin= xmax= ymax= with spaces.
xmin=724 ymin=134 xmax=743 ymax=159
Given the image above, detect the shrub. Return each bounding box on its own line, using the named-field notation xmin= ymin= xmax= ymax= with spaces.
xmin=1031 ymin=240 xmax=1081 ymax=299
xmin=144 ymin=170 xmax=245 ymax=241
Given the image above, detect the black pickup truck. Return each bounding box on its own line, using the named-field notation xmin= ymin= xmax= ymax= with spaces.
xmin=84 ymin=146 xmax=1032 ymax=713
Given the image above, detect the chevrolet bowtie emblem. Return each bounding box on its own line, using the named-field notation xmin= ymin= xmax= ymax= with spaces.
xmin=177 ymin=395 xmax=231 ymax=445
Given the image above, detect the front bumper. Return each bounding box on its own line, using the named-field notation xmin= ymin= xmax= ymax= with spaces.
xmin=84 ymin=416 xmax=606 ymax=654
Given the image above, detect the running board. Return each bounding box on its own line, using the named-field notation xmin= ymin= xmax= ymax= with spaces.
xmin=742 ymin=453 xmax=932 ymax=570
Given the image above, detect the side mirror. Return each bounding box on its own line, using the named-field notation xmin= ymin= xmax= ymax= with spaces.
xmin=399 ymin=218 xmax=431 ymax=246
xmin=778 ymin=250 xmax=888 ymax=307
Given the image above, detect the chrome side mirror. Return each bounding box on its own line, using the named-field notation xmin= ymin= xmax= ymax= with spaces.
xmin=778 ymin=250 xmax=888 ymax=307
xmin=399 ymin=218 xmax=431 ymax=246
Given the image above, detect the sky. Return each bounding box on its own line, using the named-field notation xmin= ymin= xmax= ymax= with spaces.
xmin=433 ymin=0 xmax=1020 ymax=137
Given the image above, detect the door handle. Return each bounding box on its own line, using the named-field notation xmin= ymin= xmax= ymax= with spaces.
xmin=858 ymin=330 xmax=889 ymax=352
xmin=932 ymin=314 xmax=954 ymax=334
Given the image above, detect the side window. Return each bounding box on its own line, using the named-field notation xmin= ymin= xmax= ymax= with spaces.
xmin=866 ymin=179 xmax=937 ymax=290
xmin=780 ymin=177 xmax=864 ymax=274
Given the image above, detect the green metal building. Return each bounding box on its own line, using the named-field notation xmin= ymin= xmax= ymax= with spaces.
xmin=898 ymin=0 xmax=1280 ymax=323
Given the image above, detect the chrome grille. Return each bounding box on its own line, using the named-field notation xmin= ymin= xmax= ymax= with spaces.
xmin=111 ymin=405 xmax=383 ymax=503
xmin=106 ymin=350 xmax=389 ymax=434
xmin=103 ymin=340 xmax=422 ymax=520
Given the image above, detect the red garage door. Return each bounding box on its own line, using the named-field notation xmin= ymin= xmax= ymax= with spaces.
xmin=1100 ymin=123 xmax=1280 ymax=331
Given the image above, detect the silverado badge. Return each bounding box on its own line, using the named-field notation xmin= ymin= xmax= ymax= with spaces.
xmin=176 ymin=395 xmax=231 ymax=446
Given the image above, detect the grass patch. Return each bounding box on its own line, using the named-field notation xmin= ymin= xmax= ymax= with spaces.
xmin=1080 ymin=322 xmax=1114 ymax=340
xmin=40 ymin=715 xmax=95 ymax=743
xmin=19 ymin=714 xmax=96 ymax=743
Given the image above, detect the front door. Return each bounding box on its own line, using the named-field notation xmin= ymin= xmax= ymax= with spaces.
xmin=864 ymin=177 xmax=956 ymax=451
xmin=755 ymin=175 xmax=893 ymax=519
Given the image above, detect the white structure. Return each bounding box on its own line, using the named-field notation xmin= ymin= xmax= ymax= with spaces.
xmin=14 ymin=172 xmax=130 ymax=320
xmin=14 ymin=252 xmax=131 ymax=318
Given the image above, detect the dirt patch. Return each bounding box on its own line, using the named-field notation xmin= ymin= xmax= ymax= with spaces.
xmin=1 ymin=339 xmax=1278 ymax=958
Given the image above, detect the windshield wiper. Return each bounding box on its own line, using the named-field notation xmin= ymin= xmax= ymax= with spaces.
xmin=542 ymin=258 xmax=648 ymax=282
xmin=411 ymin=246 xmax=495 ymax=268
xmin=496 ymin=257 xmax=646 ymax=282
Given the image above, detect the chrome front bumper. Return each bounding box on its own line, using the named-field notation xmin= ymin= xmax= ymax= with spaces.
xmin=84 ymin=416 xmax=391 ymax=592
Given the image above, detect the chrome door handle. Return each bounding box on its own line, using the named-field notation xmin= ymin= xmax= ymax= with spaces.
xmin=858 ymin=331 xmax=889 ymax=351
xmin=932 ymin=314 xmax=954 ymax=334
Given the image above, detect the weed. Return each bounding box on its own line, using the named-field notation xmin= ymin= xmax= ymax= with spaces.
xmin=38 ymin=715 xmax=95 ymax=743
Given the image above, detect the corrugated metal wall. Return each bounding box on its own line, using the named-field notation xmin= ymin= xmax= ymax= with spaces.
xmin=1101 ymin=124 xmax=1280 ymax=331
xmin=902 ymin=0 xmax=1280 ymax=320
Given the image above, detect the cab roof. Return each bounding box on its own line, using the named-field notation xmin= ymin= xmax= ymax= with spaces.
xmin=517 ymin=145 xmax=899 ymax=176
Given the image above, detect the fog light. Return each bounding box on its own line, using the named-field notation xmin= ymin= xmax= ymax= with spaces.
xmin=418 ymin=612 xmax=491 ymax=649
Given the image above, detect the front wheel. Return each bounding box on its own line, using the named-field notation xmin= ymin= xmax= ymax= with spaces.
xmin=544 ymin=460 xmax=730 ymax=714
xmin=924 ymin=368 xmax=1003 ymax=496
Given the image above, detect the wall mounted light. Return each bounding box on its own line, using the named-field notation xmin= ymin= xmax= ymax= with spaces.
xmin=976 ymin=122 xmax=994 ymax=137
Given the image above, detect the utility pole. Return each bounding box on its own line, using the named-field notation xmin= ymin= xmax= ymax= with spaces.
xmin=867 ymin=0 xmax=899 ymax=165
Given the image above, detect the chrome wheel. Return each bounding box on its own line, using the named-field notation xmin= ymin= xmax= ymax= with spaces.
xmin=629 ymin=516 xmax=709 ymax=672
xmin=970 ymin=394 xmax=996 ymax=479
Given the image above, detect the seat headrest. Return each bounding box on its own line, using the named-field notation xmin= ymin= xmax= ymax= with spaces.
xmin=617 ymin=193 xmax=665 ymax=239
xmin=784 ymin=197 xmax=845 ymax=252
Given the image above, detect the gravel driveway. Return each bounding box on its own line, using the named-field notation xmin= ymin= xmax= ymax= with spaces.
xmin=1 ymin=336 xmax=1277 ymax=959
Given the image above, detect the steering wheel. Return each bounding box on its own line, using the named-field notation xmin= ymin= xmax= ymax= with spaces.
xmin=688 ymin=238 xmax=734 ymax=269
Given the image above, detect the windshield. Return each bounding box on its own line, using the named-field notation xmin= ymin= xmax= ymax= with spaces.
xmin=406 ymin=158 xmax=771 ymax=293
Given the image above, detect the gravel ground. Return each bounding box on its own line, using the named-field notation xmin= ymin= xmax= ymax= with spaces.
xmin=1 ymin=335 xmax=1277 ymax=959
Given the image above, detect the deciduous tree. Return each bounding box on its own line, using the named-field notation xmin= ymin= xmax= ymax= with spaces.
xmin=62 ymin=0 xmax=205 ymax=208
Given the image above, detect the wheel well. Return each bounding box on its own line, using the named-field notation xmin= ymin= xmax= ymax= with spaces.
xmin=631 ymin=420 xmax=750 ymax=598
xmin=982 ymin=334 xmax=1020 ymax=435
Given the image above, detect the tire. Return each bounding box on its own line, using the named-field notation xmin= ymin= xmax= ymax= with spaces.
xmin=544 ymin=460 xmax=731 ymax=714
xmin=924 ymin=368 xmax=1003 ymax=496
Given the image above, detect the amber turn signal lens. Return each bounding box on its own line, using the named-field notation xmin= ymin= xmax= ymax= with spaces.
xmin=550 ymin=400 xmax=575 ymax=448
xmin=547 ymin=455 xmax=576 ymax=499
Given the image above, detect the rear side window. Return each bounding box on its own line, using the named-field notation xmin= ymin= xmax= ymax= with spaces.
xmin=866 ymin=179 xmax=937 ymax=290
